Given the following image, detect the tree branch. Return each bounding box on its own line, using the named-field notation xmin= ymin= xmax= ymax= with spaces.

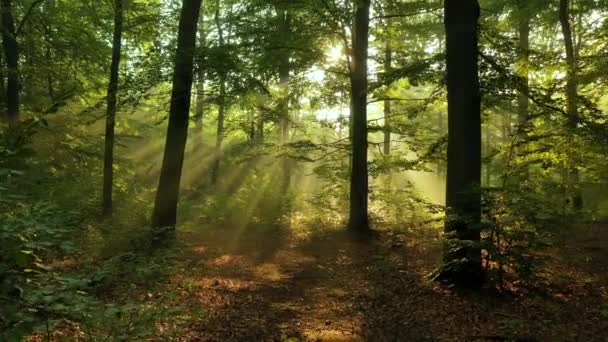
xmin=16 ymin=0 xmax=47 ymax=36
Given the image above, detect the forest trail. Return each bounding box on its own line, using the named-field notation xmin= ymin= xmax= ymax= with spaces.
xmin=156 ymin=222 xmax=608 ymax=341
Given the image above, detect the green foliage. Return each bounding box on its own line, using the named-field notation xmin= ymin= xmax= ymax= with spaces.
xmin=481 ymin=185 xmax=558 ymax=287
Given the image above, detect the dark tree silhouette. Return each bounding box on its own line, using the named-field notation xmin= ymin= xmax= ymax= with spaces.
xmin=151 ymin=0 xmax=203 ymax=231
xmin=102 ymin=0 xmax=124 ymax=217
xmin=0 ymin=0 xmax=19 ymax=121
xmin=348 ymin=0 xmax=371 ymax=234
xmin=441 ymin=0 xmax=483 ymax=286
xmin=559 ymin=0 xmax=583 ymax=211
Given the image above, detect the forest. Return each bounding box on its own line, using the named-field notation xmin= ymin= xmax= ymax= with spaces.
xmin=1 ymin=0 xmax=608 ymax=340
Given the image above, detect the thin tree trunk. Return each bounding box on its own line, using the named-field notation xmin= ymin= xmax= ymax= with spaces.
xmin=348 ymin=0 xmax=370 ymax=234
xmin=194 ymin=3 xmax=205 ymax=145
xmin=442 ymin=0 xmax=483 ymax=287
xmin=211 ymin=0 xmax=226 ymax=186
xmin=383 ymin=36 xmax=392 ymax=156
xmin=279 ymin=10 xmax=291 ymax=192
xmin=102 ymin=0 xmax=124 ymax=217
xmin=151 ymin=0 xmax=202 ymax=231
xmin=559 ymin=0 xmax=583 ymax=211
xmin=517 ymin=0 xmax=530 ymax=131
xmin=517 ymin=0 xmax=530 ymax=180
xmin=0 ymin=0 xmax=19 ymax=121
xmin=211 ymin=73 xmax=226 ymax=185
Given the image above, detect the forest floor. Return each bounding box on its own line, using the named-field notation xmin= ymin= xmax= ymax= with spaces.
xmin=138 ymin=221 xmax=608 ymax=341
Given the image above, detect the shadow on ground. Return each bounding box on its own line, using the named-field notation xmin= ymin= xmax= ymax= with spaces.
xmin=169 ymin=218 xmax=608 ymax=341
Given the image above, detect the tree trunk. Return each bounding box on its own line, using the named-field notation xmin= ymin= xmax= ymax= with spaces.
xmin=151 ymin=0 xmax=202 ymax=231
xmin=194 ymin=3 xmax=205 ymax=145
xmin=279 ymin=10 xmax=291 ymax=192
xmin=442 ymin=0 xmax=483 ymax=287
xmin=517 ymin=0 xmax=530 ymax=131
xmin=211 ymin=1 xmax=226 ymax=186
xmin=0 ymin=0 xmax=19 ymax=121
xmin=348 ymin=0 xmax=370 ymax=234
xmin=102 ymin=0 xmax=124 ymax=218
xmin=516 ymin=0 xmax=530 ymax=181
xmin=383 ymin=37 xmax=392 ymax=156
xmin=559 ymin=0 xmax=583 ymax=211
xmin=211 ymin=73 xmax=226 ymax=185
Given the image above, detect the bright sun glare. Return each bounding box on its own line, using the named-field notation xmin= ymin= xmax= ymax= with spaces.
xmin=327 ymin=44 xmax=344 ymax=63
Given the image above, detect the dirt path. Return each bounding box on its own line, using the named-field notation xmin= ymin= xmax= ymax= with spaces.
xmin=166 ymin=224 xmax=608 ymax=341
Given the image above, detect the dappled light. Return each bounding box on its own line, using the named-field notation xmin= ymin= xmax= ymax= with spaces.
xmin=2 ymin=0 xmax=608 ymax=340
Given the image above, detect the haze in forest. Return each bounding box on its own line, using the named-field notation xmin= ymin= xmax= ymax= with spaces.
xmin=1 ymin=0 xmax=608 ymax=340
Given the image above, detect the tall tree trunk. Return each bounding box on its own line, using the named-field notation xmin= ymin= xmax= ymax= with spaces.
xmin=193 ymin=3 xmax=205 ymax=145
xmin=517 ymin=0 xmax=530 ymax=131
xmin=102 ymin=0 xmax=124 ymax=218
xmin=151 ymin=0 xmax=202 ymax=231
xmin=0 ymin=0 xmax=19 ymax=121
xmin=211 ymin=73 xmax=226 ymax=185
xmin=383 ymin=37 xmax=392 ymax=156
xmin=516 ymin=0 xmax=530 ymax=181
xmin=348 ymin=0 xmax=370 ymax=234
xmin=279 ymin=10 xmax=291 ymax=192
xmin=559 ymin=0 xmax=583 ymax=211
xmin=211 ymin=1 xmax=226 ymax=186
xmin=442 ymin=0 xmax=483 ymax=287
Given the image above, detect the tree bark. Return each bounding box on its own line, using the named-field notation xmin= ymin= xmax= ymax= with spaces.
xmin=102 ymin=0 xmax=124 ymax=218
xmin=383 ymin=37 xmax=392 ymax=156
xmin=348 ymin=0 xmax=370 ymax=234
xmin=194 ymin=3 xmax=205 ymax=145
xmin=279 ymin=10 xmax=291 ymax=192
xmin=211 ymin=0 xmax=226 ymax=186
xmin=559 ymin=0 xmax=583 ymax=211
xmin=0 ymin=0 xmax=19 ymax=121
xmin=517 ymin=0 xmax=530 ymax=131
xmin=516 ymin=0 xmax=530 ymax=181
xmin=151 ymin=0 xmax=202 ymax=231
xmin=211 ymin=73 xmax=226 ymax=185
xmin=442 ymin=0 xmax=483 ymax=287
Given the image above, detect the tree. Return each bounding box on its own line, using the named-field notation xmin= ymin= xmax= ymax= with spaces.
xmin=559 ymin=0 xmax=583 ymax=211
xmin=441 ymin=0 xmax=483 ymax=286
xmin=151 ymin=0 xmax=202 ymax=231
xmin=102 ymin=0 xmax=124 ymax=217
xmin=516 ymin=0 xmax=531 ymax=131
xmin=0 ymin=0 xmax=19 ymax=121
xmin=210 ymin=0 xmax=227 ymax=186
xmin=514 ymin=0 xmax=532 ymax=182
xmin=383 ymin=28 xmax=392 ymax=156
xmin=348 ymin=0 xmax=371 ymax=234
xmin=193 ymin=3 xmax=206 ymax=145
xmin=278 ymin=8 xmax=291 ymax=192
